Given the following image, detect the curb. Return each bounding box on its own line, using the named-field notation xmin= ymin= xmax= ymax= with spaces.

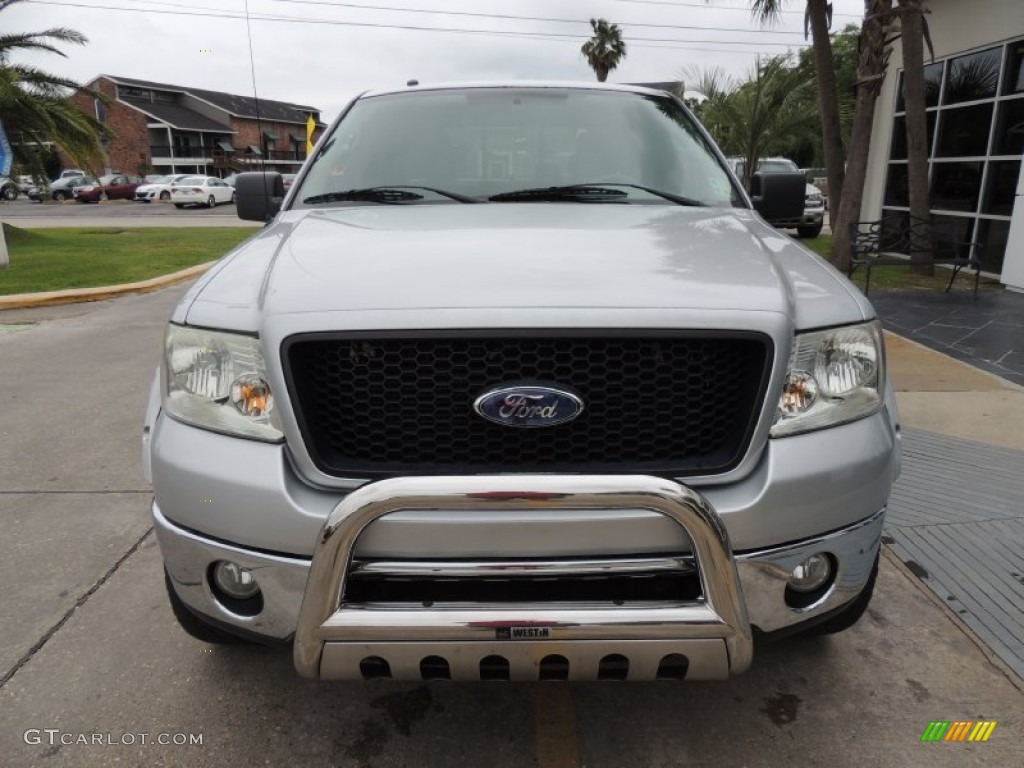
xmin=0 ymin=261 xmax=215 ymax=310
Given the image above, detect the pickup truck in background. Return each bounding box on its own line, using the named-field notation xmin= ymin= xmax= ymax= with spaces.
xmin=729 ymin=157 xmax=827 ymax=238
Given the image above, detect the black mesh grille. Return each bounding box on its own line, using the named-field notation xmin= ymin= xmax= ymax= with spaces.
xmin=283 ymin=332 xmax=771 ymax=477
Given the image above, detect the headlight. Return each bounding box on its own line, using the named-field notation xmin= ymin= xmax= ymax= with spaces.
xmin=163 ymin=324 xmax=283 ymax=441
xmin=771 ymin=320 xmax=884 ymax=437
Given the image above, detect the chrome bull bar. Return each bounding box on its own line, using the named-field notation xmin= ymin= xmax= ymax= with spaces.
xmin=293 ymin=475 xmax=753 ymax=680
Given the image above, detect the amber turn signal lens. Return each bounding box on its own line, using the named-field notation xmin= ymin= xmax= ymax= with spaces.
xmin=230 ymin=374 xmax=273 ymax=418
xmin=779 ymin=371 xmax=818 ymax=415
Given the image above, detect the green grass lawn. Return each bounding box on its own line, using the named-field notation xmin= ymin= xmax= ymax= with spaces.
xmin=0 ymin=225 xmax=256 ymax=295
xmin=800 ymin=234 xmax=1002 ymax=293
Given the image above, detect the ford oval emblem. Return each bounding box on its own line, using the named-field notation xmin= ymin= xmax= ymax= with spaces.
xmin=473 ymin=386 xmax=584 ymax=428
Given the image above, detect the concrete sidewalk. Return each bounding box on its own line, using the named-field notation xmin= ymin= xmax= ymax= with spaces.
xmin=886 ymin=332 xmax=1024 ymax=451
xmin=883 ymin=330 xmax=1024 ymax=681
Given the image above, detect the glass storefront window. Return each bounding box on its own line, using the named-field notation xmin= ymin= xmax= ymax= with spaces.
xmin=931 ymin=215 xmax=975 ymax=261
xmin=931 ymin=161 xmax=983 ymax=212
xmin=975 ymin=219 xmax=1010 ymax=273
xmin=890 ymin=112 xmax=937 ymax=160
xmin=887 ymin=40 xmax=1021 ymax=278
xmin=1004 ymin=40 xmax=1024 ymax=95
xmin=944 ymin=47 xmax=1002 ymax=104
xmin=993 ymin=98 xmax=1024 ymax=156
xmin=884 ymin=164 xmax=908 ymax=207
xmin=896 ymin=62 xmax=944 ymax=112
xmin=936 ymin=103 xmax=993 ymax=157
xmin=982 ymin=160 xmax=1021 ymax=216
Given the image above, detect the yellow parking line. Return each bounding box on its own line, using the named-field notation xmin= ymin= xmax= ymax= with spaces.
xmin=535 ymin=684 xmax=581 ymax=768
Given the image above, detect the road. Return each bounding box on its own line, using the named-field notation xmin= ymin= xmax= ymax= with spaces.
xmin=0 ymin=197 xmax=260 ymax=228
xmin=0 ymin=287 xmax=1021 ymax=768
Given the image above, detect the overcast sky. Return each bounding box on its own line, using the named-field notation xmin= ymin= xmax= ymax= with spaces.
xmin=8 ymin=0 xmax=868 ymax=121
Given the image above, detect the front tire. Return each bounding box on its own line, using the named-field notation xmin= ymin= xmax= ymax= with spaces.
xmin=164 ymin=571 xmax=251 ymax=645
xmin=159 ymin=190 xmax=170 ymax=201
xmin=207 ymin=194 xmax=216 ymax=208
xmin=53 ymin=191 xmax=67 ymax=202
xmin=797 ymin=225 xmax=823 ymax=239
xmin=1 ymin=185 xmax=18 ymax=201
xmin=174 ymin=203 xmax=185 ymax=209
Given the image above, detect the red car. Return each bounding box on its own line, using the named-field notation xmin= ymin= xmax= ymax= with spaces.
xmin=74 ymin=174 xmax=144 ymax=203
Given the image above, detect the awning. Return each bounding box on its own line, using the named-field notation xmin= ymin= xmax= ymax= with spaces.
xmin=246 ymin=145 xmax=262 ymax=155
xmin=289 ymin=131 xmax=304 ymax=143
xmin=216 ymin=140 xmax=235 ymax=152
xmin=262 ymin=130 xmax=276 ymax=141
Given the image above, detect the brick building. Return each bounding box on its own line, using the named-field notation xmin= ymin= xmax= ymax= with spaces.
xmin=66 ymin=75 xmax=325 ymax=177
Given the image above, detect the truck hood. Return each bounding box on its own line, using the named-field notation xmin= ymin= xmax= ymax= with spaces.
xmin=182 ymin=204 xmax=871 ymax=330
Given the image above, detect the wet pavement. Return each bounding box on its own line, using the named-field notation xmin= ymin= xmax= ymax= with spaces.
xmin=869 ymin=290 xmax=1024 ymax=386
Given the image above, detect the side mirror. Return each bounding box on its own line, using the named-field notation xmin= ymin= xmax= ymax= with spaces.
xmin=749 ymin=172 xmax=805 ymax=223
xmin=236 ymin=172 xmax=285 ymax=222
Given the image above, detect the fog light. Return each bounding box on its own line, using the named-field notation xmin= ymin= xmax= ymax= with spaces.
xmin=212 ymin=561 xmax=260 ymax=599
xmin=787 ymin=553 xmax=832 ymax=593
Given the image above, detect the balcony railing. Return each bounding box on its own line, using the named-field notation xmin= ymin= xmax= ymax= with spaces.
xmin=149 ymin=145 xmax=209 ymax=160
xmin=149 ymin=145 xmax=307 ymax=164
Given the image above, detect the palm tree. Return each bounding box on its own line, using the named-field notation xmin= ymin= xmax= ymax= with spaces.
xmin=581 ymin=18 xmax=627 ymax=83
xmin=897 ymin=0 xmax=933 ymax=275
xmin=742 ymin=1 xmax=847 ymax=222
xmin=688 ymin=56 xmax=817 ymax=191
xmin=830 ymin=0 xmax=894 ymax=272
xmin=0 ymin=0 xmax=109 ymax=180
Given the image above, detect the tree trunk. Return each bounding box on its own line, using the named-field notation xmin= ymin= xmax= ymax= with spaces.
xmin=807 ymin=0 xmax=846 ymax=222
xmin=900 ymin=0 xmax=933 ymax=275
xmin=597 ymin=65 xmax=608 ymax=82
xmin=830 ymin=0 xmax=893 ymax=272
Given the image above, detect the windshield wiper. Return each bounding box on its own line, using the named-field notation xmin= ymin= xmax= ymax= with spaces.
xmin=488 ymin=185 xmax=628 ymax=203
xmin=489 ymin=183 xmax=704 ymax=207
xmin=303 ymin=186 xmax=479 ymax=205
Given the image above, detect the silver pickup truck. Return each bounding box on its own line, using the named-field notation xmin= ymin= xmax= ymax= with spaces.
xmin=142 ymin=82 xmax=901 ymax=682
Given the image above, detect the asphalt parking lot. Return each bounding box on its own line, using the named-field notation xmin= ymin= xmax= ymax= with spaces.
xmin=0 ymin=197 xmax=259 ymax=228
xmin=1 ymin=285 xmax=1021 ymax=767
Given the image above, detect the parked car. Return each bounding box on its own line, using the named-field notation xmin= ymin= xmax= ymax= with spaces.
xmin=148 ymin=83 xmax=899 ymax=680
xmin=16 ymin=175 xmax=36 ymax=193
xmin=0 ymin=177 xmax=19 ymax=200
xmin=169 ymin=176 xmax=234 ymax=208
xmin=55 ymin=169 xmax=87 ymax=181
xmin=135 ymin=174 xmax=191 ymax=202
xmin=728 ymin=157 xmax=825 ymax=238
xmin=73 ymin=174 xmax=144 ymax=203
xmin=28 ymin=175 xmax=98 ymax=202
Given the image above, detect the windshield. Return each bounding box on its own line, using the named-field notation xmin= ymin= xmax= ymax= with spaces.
xmin=150 ymin=175 xmax=173 ymax=184
xmin=295 ymin=88 xmax=742 ymax=208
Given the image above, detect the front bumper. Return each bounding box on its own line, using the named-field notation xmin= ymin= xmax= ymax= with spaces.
xmin=155 ymin=478 xmax=884 ymax=681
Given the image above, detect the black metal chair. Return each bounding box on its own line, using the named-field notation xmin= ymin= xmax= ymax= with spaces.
xmin=848 ymin=215 xmax=985 ymax=299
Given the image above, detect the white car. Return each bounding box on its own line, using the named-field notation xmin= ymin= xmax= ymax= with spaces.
xmin=170 ymin=176 xmax=235 ymax=208
xmin=0 ymin=176 xmax=19 ymax=200
xmin=134 ymin=174 xmax=191 ymax=202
